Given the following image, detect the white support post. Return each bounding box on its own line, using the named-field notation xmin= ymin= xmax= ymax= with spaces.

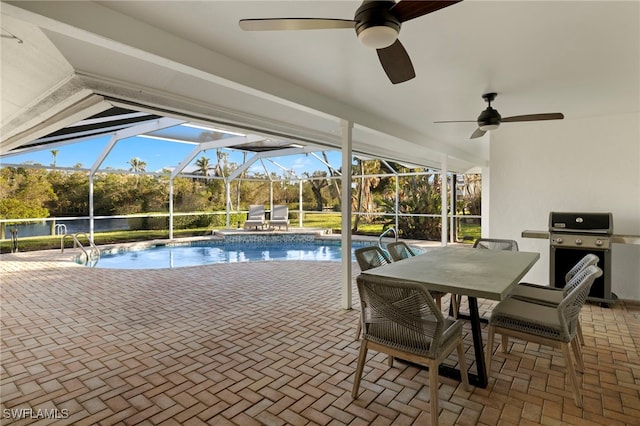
xmin=395 ymin=174 xmax=399 ymax=234
xmin=341 ymin=120 xmax=353 ymax=310
xmin=169 ymin=179 xmax=174 ymax=239
xmin=441 ymin=155 xmax=448 ymax=247
xmin=481 ymin=166 xmax=490 ymax=237
xmin=450 ymin=173 xmax=456 ymax=243
xmin=270 ymin=181 xmax=274 ymax=216
xmin=89 ymin=174 xmax=94 ymax=242
xmin=299 ymin=180 xmax=303 ymax=228
xmin=225 ymin=181 xmax=231 ymax=229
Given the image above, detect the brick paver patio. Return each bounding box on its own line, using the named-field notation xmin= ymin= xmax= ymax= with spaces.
xmin=1 ymin=252 xmax=639 ymax=425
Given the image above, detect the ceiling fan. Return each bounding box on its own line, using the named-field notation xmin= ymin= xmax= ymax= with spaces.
xmin=239 ymin=1 xmax=462 ymax=84
xmin=435 ymin=93 xmax=565 ymax=139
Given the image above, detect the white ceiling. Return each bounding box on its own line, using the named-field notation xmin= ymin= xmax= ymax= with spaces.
xmin=1 ymin=1 xmax=639 ymax=172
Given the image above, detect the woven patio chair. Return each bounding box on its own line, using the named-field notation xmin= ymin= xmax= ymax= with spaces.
xmin=486 ymin=265 xmax=602 ymax=407
xmin=353 ymin=274 xmax=469 ymax=426
xmin=354 ymin=246 xmax=391 ymax=340
xmin=472 ymin=238 xmax=519 ymax=251
xmin=354 ymin=245 xmax=390 ymax=271
xmin=386 ymin=240 xmax=416 ymax=261
xmin=509 ymin=253 xmax=599 ymax=345
xmin=386 ymin=241 xmax=455 ymax=313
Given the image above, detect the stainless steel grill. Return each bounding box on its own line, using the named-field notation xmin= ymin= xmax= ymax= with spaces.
xmin=549 ymin=212 xmax=616 ymax=306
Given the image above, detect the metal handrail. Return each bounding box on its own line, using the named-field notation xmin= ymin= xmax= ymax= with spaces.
xmin=378 ymin=227 xmax=398 ymax=250
xmin=76 ymin=232 xmax=101 ymax=265
xmin=10 ymin=228 xmax=18 ymax=253
xmin=61 ymin=232 xmax=100 ymax=266
xmin=54 ymin=223 xmax=67 ymax=235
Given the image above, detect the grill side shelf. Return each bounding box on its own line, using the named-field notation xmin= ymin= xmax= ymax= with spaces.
xmin=521 ymin=230 xmax=549 ymax=240
xmin=611 ymin=234 xmax=640 ymax=245
xmin=522 ymin=230 xmax=640 ymax=245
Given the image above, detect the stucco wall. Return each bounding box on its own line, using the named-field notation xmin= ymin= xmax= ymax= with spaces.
xmin=488 ymin=112 xmax=640 ymax=300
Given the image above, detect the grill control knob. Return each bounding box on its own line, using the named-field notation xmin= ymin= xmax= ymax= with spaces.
xmin=555 ymin=237 xmax=563 ymax=244
xmin=575 ymin=238 xmax=582 ymax=245
xmin=596 ymin=239 xmax=603 ymax=246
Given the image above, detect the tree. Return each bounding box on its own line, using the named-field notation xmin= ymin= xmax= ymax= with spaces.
xmin=128 ymin=157 xmax=147 ymax=173
xmin=47 ymin=170 xmax=89 ymax=215
xmin=380 ymin=172 xmax=443 ymax=240
xmin=213 ymin=149 xmax=229 ymax=177
xmin=304 ymin=171 xmax=328 ymax=211
xmin=0 ymin=167 xmax=57 ymax=219
xmin=50 ymin=149 xmax=59 ymax=167
xmin=352 ymin=159 xmax=381 ymax=232
xmin=195 ymin=155 xmax=211 ymax=181
xmin=460 ymin=174 xmax=481 ymax=215
xmin=322 ymin=151 xmax=341 ymax=206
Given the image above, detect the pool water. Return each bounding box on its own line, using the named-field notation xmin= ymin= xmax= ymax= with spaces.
xmin=95 ymin=241 xmax=373 ymax=269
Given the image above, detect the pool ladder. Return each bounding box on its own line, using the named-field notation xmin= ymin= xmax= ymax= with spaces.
xmin=378 ymin=227 xmax=398 ymax=251
xmin=61 ymin=232 xmax=101 ymax=267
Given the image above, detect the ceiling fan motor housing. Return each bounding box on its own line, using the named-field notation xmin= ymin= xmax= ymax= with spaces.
xmin=477 ymin=107 xmax=501 ymax=130
xmin=354 ymin=1 xmax=401 ymax=48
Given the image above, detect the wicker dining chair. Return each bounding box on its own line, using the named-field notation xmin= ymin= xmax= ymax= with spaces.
xmin=386 ymin=241 xmax=416 ymax=261
xmin=386 ymin=241 xmax=456 ymax=313
xmin=353 ymin=274 xmax=469 ymax=426
xmin=354 ymin=246 xmax=391 ymax=271
xmin=509 ymin=253 xmax=599 ymax=345
xmin=472 ymin=238 xmax=519 ymax=251
xmin=353 ymin=246 xmax=391 ymax=340
xmin=486 ymin=265 xmax=602 ymax=407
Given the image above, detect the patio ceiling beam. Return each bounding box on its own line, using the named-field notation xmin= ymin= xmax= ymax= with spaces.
xmin=170 ymin=134 xmax=263 ymax=179
xmin=267 ymin=159 xmax=300 ymax=180
xmin=227 ymin=154 xmax=261 ymax=182
xmin=0 ymin=80 xmax=108 ymax=154
xmin=90 ymin=117 xmax=184 ymax=174
xmin=226 ymin=146 xmax=309 ymax=181
xmin=260 ymin=159 xmax=273 ymax=182
xmin=381 ymin=160 xmax=398 ymax=175
xmin=310 ymin=152 xmax=341 ymax=176
xmin=199 ymin=134 xmax=264 ymax=151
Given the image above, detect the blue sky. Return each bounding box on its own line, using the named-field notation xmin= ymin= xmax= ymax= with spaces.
xmin=1 ymin=134 xmax=343 ymax=178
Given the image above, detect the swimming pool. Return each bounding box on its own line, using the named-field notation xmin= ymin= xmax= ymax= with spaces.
xmin=94 ymin=240 xmax=375 ymax=269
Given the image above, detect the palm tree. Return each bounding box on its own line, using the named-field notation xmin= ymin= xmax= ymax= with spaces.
xmin=50 ymin=149 xmax=59 ymax=167
xmin=128 ymin=157 xmax=147 ymax=173
xmin=195 ymin=155 xmax=211 ymax=181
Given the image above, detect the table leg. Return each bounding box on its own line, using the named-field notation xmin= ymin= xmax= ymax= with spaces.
xmin=438 ymin=296 xmax=488 ymax=388
xmin=467 ymin=296 xmax=488 ymax=387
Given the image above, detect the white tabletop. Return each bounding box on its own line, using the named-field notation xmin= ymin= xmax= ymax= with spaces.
xmin=361 ymin=246 xmax=540 ymax=301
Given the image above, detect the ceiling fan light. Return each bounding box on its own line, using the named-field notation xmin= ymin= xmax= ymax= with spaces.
xmin=357 ymin=25 xmax=398 ymax=49
xmin=479 ymin=123 xmax=500 ymax=131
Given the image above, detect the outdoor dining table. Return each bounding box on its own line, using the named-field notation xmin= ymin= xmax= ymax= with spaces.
xmin=360 ymin=245 xmax=540 ymax=388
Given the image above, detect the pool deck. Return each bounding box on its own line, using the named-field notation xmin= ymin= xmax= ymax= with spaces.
xmin=1 ymin=236 xmax=639 ymax=425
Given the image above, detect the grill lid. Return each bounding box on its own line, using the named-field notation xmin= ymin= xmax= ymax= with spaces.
xmin=549 ymin=212 xmax=613 ymax=234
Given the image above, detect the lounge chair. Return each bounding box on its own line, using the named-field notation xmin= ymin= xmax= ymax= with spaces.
xmin=268 ymin=205 xmax=289 ymax=230
xmin=244 ymin=205 xmax=265 ymax=230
